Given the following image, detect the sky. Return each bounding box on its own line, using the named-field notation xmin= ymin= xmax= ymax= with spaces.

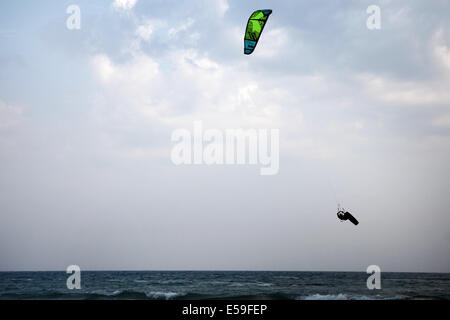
xmin=0 ymin=0 xmax=449 ymax=272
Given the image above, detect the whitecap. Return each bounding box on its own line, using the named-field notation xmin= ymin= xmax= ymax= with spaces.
xmin=300 ymin=293 xmax=349 ymax=300
xmin=145 ymin=291 xmax=183 ymax=300
xmin=256 ymin=282 xmax=274 ymax=287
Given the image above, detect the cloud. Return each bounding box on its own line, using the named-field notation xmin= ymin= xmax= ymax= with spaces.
xmin=358 ymin=73 xmax=450 ymax=107
xmin=88 ymin=44 xmax=311 ymax=162
xmin=112 ymin=0 xmax=137 ymax=11
xmin=253 ymin=28 xmax=289 ymax=58
xmin=136 ymin=21 xmax=154 ymax=41
xmin=432 ymin=114 xmax=450 ymax=128
xmin=88 ymin=5 xmax=450 ymax=162
xmin=90 ymin=42 xmax=391 ymax=163
xmin=0 ymin=99 xmax=23 ymax=154
xmin=216 ymin=0 xmax=229 ymax=16
xmin=168 ymin=18 xmax=195 ymax=38
xmin=432 ymin=28 xmax=450 ymax=70
xmin=90 ymin=49 xmax=284 ymax=127
xmin=0 ymin=99 xmax=22 ymax=129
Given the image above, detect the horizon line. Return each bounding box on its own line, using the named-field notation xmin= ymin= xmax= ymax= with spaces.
xmin=1 ymin=269 xmax=449 ymax=274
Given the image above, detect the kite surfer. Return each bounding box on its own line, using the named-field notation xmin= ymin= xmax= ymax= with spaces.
xmin=337 ymin=209 xmax=359 ymax=225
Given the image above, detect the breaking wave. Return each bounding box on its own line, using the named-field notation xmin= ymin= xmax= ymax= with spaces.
xmin=297 ymin=293 xmax=408 ymax=300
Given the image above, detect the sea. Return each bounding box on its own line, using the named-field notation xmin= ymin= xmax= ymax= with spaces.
xmin=0 ymin=271 xmax=449 ymax=300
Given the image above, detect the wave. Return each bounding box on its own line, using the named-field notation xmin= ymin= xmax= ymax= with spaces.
xmin=256 ymin=282 xmax=274 ymax=287
xmin=91 ymin=290 xmax=185 ymax=300
xmin=87 ymin=290 xmax=149 ymax=299
xmin=301 ymin=294 xmax=349 ymax=300
xmin=0 ymin=290 xmax=421 ymax=300
xmin=145 ymin=291 xmax=183 ymax=300
xmin=157 ymin=279 xmax=189 ymax=285
xmin=297 ymin=293 xmax=408 ymax=300
xmin=181 ymin=292 xmax=294 ymax=300
xmin=229 ymin=282 xmax=245 ymax=287
xmin=0 ymin=289 xmax=187 ymax=300
xmin=228 ymin=282 xmax=274 ymax=287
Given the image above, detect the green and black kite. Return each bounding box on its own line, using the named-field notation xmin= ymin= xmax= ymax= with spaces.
xmin=244 ymin=9 xmax=272 ymax=55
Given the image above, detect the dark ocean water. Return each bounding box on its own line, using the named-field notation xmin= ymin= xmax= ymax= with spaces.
xmin=0 ymin=271 xmax=449 ymax=300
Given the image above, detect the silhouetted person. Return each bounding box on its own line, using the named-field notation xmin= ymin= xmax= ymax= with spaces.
xmin=337 ymin=210 xmax=359 ymax=225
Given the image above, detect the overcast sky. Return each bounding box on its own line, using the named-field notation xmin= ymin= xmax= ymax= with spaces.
xmin=0 ymin=0 xmax=449 ymax=272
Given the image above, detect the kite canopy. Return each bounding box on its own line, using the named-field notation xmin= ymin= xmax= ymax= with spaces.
xmin=244 ymin=9 xmax=272 ymax=55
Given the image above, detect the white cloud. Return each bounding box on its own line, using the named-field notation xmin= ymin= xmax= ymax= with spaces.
xmin=91 ymin=49 xmax=277 ymax=124
xmin=0 ymin=99 xmax=22 ymax=129
xmin=254 ymin=28 xmax=289 ymax=58
xmin=90 ymin=45 xmax=383 ymax=163
xmin=0 ymin=99 xmax=22 ymax=153
xmin=136 ymin=21 xmax=153 ymax=41
xmin=89 ymin=3 xmax=450 ymax=163
xmin=112 ymin=0 xmax=137 ymax=11
xmin=432 ymin=114 xmax=450 ymax=128
xmin=433 ymin=28 xmax=450 ymax=69
xmin=168 ymin=18 xmax=195 ymax=38
xmin=217 ymin=0 xmax=229 ymax=16
xmin=88 ymin=46 xmax=309 ymax=161
xmin=91 ymin=53 xmax=159 ymax=97
xmin=357 ymin=73 xmax=450 ymax=107
xmin=91 ymin=55 xmax=115 ymax=83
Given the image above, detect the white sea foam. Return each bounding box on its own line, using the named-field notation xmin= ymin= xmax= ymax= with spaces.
xmin=301 ymin=293 xmax=349 ymax=300
xmin=158 ymin=279 xmax=186 ymax=284
xmin=89 ymin=289 xmax=122 ymax=296
xmin=229 ymin=282 xmax=245 ymax=287
xmin=298 ymin=293 xmax=406 ymax=300
xmin=229 ymin=282 xmax=274 ymax=287
xmin=256 ymin=282 xmax=274 ymax=287
xmin=145 ymin=291 xmax=182 ymax=300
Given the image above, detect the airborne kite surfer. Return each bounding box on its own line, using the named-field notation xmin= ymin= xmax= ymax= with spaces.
xmin=337 ymin=208 xmax=359 ymax=226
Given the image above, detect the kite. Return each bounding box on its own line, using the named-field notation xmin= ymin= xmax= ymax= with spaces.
xmin=244 ymin=9 xmax=272 ymax=55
